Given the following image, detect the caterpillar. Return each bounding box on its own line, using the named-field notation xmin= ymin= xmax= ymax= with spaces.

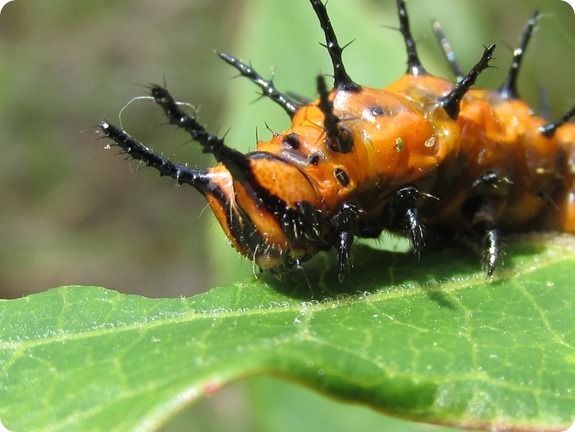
xmin=99 ymin=0 xmax=575 ymax=283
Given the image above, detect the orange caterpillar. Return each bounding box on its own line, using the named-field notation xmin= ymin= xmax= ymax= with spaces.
xmin=100 ymin=0 xmax=575 ymax=282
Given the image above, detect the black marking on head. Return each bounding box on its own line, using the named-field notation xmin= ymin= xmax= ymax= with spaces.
xmin=334 ymin=168 xmax=350 ymax=187
xmin=295 ymin=201 xmax=325 ymax=244
xmin=206 ymin=180 xmax=267 ymax=255
xmin=242 ymin=152 xmax=325 ymax=248
xmin=310 ymin=0 xmax=360 ymax=92
xmin=396 ymin=0 xmax=427 ymax=76
xmin=282 ymin=133 xmax=300 ymax=149
xmin=498 ymin=10 xmax=539 ymax=100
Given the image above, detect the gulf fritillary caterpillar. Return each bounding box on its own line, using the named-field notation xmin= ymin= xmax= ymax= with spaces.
xmin=99 ymin=0 xmax=575 ymax=282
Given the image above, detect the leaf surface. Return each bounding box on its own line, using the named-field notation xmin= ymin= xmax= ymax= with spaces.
xmin=1 ymin=234 xmax=574 ymax=432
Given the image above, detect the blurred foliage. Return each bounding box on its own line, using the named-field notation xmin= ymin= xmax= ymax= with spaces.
xmin=0 ymin=0 xmax=241 ymax=299
xmin=0 ymin=0 xmax=573 ymax=431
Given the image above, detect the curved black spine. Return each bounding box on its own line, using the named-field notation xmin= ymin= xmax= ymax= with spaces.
xmin=396 ymin=0 xmax=427 ymax=76
xmin=498 ymin=10 xmax=539 ymax=100
xmin=540 ymin=105 xmax=575 ymax=137
xmin=99 ymin=121 xmax=211 ymax=193
xmin=310 ymin=0 xmax=360 ymax=92
xmin=218 ymin=52 xmax=300 ymax=117
xmin=439 ymin=44 xmax=496 ymax=120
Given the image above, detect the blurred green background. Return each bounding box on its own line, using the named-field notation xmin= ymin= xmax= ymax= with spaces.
xmin=0 ymin=0 xmax=573 ymax=430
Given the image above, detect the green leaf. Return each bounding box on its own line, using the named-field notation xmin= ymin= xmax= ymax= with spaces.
xmin=1 ymin=234 xmax=574 ymax=431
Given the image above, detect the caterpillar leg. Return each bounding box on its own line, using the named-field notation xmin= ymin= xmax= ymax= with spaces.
xmin=330 ymin=202 xmax=364 ymax=282
xmin=464 ymin=171 xmax=510 ymax=276
xmin=382 ymin=186 xmax=425 ymax=257
xmin=336 ymin=231 xmax=353 ymax=283
xmin=475 ymin=223 xmax=501 ymax=277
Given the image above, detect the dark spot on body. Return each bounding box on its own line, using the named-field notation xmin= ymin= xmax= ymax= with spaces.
xmin=283 ymin=133 xmax=300 ymax=149
xmin=308 ymin=154 xmax=320 ymax=165
xmin=334 ymin=167 xmax=350 ymax=186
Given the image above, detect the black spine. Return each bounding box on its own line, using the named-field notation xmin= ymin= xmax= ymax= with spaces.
xmin=218 ymin=52 xmax=300 ymax=117
xmin=498 ymin=10 xmax=539 ymax=100
xmin=540 ymin=105 xmax=575 ymax=137
xmin=310 ymin=0 xmax=360 ymax=92
xmin=397 ymin=0 xmax=427 ymax=76
xmin=439 ymin=44 xmax=496 ymax=120
xmin=149 ymin=85 xmax=253 ymax=183
xmin=99 ymin=121 xmax=210 ymax=193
